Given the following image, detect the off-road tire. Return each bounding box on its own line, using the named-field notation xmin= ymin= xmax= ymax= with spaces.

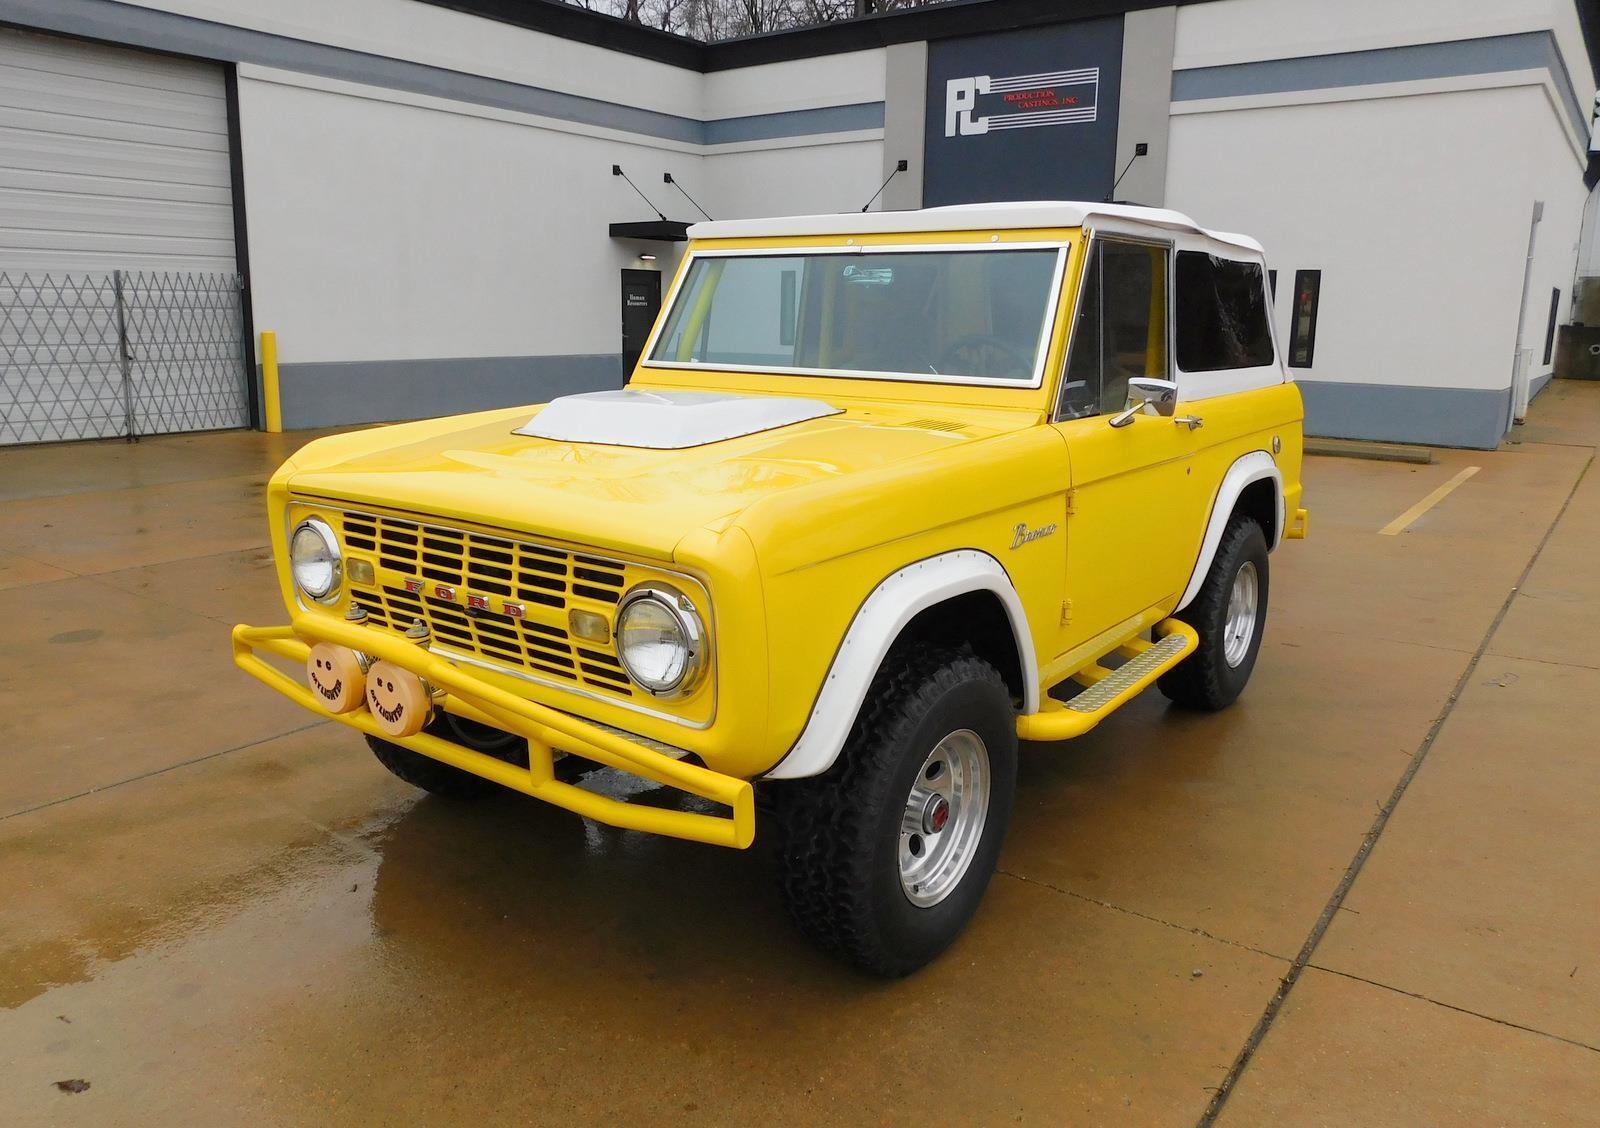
xmin=367 ymin=733 xmax=501 ymax=799
xmin=1158 ymin=514 xmax=1269 ymax=711
xmin=771 ymin=645 xmax=1018 ymax=977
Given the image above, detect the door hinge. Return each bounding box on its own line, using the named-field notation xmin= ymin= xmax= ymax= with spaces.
xmin=1065 ymin=489 xmax=1077 ymax=517
xmin=1060 ymin=599 xmax=1073 ymax=625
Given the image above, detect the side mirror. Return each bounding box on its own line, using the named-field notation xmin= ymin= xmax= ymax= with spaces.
xmin=1109 ymin=377 xmax=1179 ymax=427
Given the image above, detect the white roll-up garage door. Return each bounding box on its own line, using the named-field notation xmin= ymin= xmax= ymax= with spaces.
xmin=0 ymin=27 xmax=250 ymax=443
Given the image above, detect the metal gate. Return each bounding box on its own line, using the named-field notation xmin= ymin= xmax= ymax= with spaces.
xmin=0 ymin=270 xmax=251 ymax=444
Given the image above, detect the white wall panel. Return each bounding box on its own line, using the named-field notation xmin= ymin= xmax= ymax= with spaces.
xmin=702 ymin=49 xmax=886 ymax=119
xmin=704 ymin=140 xmax=885 ymax=219
xmin=1174 ymin=0 xmax=1582 ymax=74
xmin=1166 ymin=84 xmax=1584 ymax=395
xmin=236 ymin=70 xmax=691 ymax=366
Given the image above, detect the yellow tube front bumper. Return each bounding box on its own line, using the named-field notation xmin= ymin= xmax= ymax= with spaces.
xmin=231 ymin=615 xmax=755 ymax=849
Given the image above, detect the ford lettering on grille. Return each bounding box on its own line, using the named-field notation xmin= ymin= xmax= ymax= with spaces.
xmin=338 ymin=511 xmax=634 ymax=697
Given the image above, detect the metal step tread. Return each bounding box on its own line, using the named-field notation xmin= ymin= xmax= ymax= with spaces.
xmin=1066 ymin=631 xmax=1190 ymax=713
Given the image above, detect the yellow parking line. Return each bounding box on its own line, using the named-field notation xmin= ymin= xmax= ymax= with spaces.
xmin=1379 ymin=466 xmax=1480 ymax=536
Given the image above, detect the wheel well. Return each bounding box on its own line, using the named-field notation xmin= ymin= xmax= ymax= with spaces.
xmin=895 ymin=590 xmax=1025 ymax=702
xmin=1235 ymin=477 xmax=1278 ymax=546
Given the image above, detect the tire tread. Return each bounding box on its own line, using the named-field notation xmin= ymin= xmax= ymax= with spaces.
xmin=1158 ymin=514 xmax=1267 ymax=711
xmin=367 ymin=734 xmax=499 ymax=799
xmin=773 ymin=645 xmax=1009 ymax=976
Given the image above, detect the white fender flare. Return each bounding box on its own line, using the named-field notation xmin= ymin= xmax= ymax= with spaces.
xmin=763 ymin=550 xmax=1039 ymax=780
xmin=1176 ymin=450 xmax=1284 ymax=613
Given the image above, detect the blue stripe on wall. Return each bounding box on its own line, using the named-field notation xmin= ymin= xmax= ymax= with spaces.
xmin=1296 ymin=379 xmax=1510 ymax=451
xmin=275 ymin=354 xmax=624 ymax=430
xmin=1172 ymin=31 xmax=1588 ymax=138
xmin=703 ymin=101 xmax=885 ymax=144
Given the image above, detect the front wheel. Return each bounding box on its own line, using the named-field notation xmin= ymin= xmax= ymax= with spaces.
xmin=772 ymin=646 xmax=1018 ymax=977
xmin=1159 ymin=514 xmax=1269 ymax=711
xmin=366 ymin=713 xmax=527 ymax=800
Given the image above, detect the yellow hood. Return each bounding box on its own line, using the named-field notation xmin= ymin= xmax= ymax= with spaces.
xmin=282 ymin=397 xmax=1040 ymax=559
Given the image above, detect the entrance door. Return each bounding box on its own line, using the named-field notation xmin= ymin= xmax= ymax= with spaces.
xmin=1051 ymin=237 xmax=1205 ymax=656
xmin=620 ymin=269 xmax=661 ymax=380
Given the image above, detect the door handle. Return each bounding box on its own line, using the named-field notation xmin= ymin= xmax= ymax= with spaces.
xmin=1174 ymin=415 xmax=1204 ymax=430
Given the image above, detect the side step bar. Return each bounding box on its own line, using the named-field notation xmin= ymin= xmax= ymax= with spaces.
xmin=1016 ymin=618 xmax=1199 ymax=743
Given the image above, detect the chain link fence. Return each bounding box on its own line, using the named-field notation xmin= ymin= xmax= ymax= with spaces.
xmin=0 ymin=270 xmax=251 ymax=445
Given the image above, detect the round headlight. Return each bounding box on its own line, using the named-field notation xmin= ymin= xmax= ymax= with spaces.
xmin=615 ymin=584 xmax=706 ymax=697
xmin=289 ymin=517 xmax=341 ymax=602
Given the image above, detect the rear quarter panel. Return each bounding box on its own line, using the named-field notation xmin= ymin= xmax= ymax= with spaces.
xmin=1183 ymin=381 xmax=1305 ymax=553
xmin=1192 ymin=381 xmax=1304 ymax=534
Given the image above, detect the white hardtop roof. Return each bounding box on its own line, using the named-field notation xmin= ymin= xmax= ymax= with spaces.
xmin=687 ymin=201 xmax=1263 ymax=254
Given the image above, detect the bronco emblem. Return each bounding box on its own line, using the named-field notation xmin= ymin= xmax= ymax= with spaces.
xmin=1011 ymin=522 xmax=1057 ymax=549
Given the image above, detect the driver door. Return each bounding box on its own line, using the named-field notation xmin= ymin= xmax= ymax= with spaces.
xmin=1050 ymin=236 xmax=1205 ymax=662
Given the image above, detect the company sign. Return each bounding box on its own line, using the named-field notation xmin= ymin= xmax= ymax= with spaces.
xmin=944 ymin=68 xmax=1100 ymax=137
xmin=923 ymin=17 xmax=1123 ymax=207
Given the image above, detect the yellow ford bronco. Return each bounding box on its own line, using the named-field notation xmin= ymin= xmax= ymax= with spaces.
xmin=235 ymin=202 xmax=1306 ymax=976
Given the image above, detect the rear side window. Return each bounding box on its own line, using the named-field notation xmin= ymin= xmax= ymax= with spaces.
xmin=1175 ymin=252 xmax=1274 ymax=372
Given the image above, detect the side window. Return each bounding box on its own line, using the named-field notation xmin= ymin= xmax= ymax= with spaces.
xmin=1288 ymin=269 xmax=1321 ymax=368
xmin=1058 ymin=240 xmax=1169 ymax=419
xmin=1175 ymin=251 xmax=1275 ymax=372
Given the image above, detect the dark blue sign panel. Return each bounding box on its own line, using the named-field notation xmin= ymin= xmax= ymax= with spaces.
xmin=924 ymin=18 xmax=1124 ymax=206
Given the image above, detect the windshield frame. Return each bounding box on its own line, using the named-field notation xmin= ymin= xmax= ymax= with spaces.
xmin=638 ymin=241 xmax=1072 ymax=390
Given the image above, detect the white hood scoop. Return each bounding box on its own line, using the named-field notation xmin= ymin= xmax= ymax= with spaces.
xmin=513 ymin=389 xmax=841 ymax=449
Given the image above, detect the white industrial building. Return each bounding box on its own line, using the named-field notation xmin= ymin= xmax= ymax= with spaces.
xmin=1 ymin=0 xmax=1596 ymax=448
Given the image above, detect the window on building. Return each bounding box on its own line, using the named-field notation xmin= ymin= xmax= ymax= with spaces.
xmin=1058 ymin=240 xmax=1169 ymax=419
xmin=1174 ymin=251 xmax=1275 ymax=372
xmin=1288 ymin=269 xmax=1321 ymax=368
xmin=1543 ymin=287 xmax=1561 ymax=366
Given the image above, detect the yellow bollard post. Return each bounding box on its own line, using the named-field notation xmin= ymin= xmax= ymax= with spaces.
xmin=260 ymin=330 xmax=282 ymax=433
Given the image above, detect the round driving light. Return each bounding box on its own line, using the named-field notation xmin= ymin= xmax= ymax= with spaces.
xmin=305 ymin=642 xmax=366 ymax=714
xmin=365 ymin=660 xmax=433 ymax=738
xmin=289 ymin=516 xmax=341 ymax=602
xmin=615 ymin=585 xmax=706 ymax=697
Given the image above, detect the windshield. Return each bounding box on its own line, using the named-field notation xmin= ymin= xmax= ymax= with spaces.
xmin=646 ymin=247 xmax=1064 ymax=385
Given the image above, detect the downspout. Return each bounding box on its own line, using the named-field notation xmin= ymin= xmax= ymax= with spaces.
xmin=1508 ymin=200 xmax=1544 ymax=430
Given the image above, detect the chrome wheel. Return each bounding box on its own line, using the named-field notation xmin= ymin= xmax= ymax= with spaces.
xmin=1223 ymin=559 xmax=1259 ymax=668
xmin=899 ymin=729 xmax=990 ymax=908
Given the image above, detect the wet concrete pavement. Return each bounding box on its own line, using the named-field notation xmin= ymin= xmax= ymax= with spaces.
xmin=2 ymin=386 xmax=1597 ymax=1125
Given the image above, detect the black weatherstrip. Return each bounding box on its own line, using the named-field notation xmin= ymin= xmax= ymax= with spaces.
xmin=222 ymin=64 xmax=260 ymax=429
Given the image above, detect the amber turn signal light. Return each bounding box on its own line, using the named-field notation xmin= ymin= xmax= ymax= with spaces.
xmin=568 ymin=608 xmax=611 ymax=644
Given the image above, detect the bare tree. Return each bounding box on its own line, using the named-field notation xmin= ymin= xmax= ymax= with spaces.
xmin=575 ymin=0 xmax=951 ymax=41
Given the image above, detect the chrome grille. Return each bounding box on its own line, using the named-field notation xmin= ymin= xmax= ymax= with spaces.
xmin=339 ymin=510 xmax=634 ymax=698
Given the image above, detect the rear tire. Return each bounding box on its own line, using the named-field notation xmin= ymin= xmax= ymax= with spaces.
xmin=772 ymin=645 xmax=1017 ymax=977
xmin=1159 ymin=514 xmax=1269 ymax=711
